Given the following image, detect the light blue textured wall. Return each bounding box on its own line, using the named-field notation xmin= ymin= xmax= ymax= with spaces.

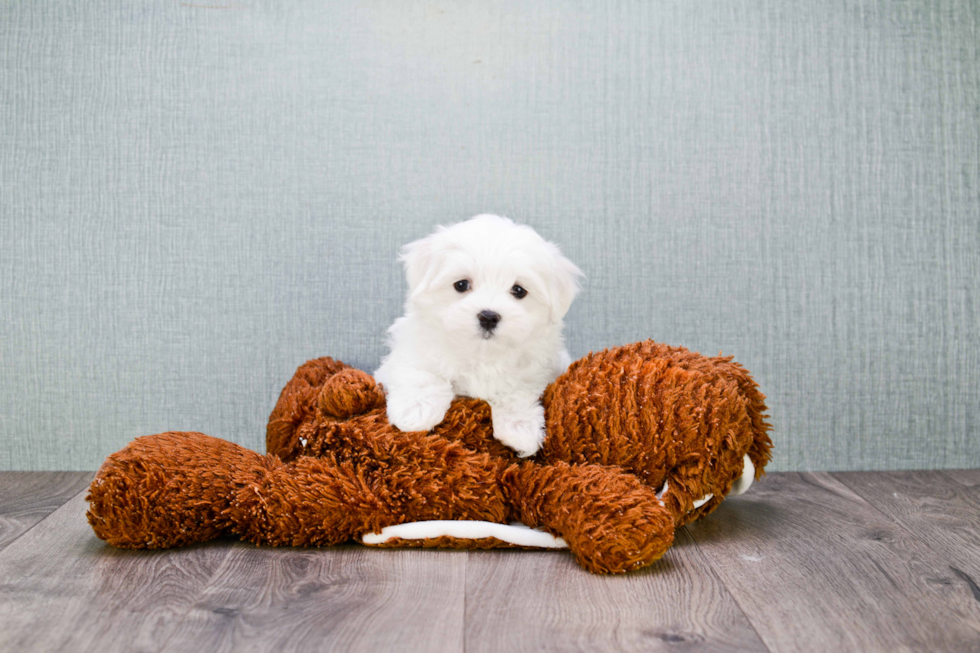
xmin=1 ymin=1 xmax=978 ymax=471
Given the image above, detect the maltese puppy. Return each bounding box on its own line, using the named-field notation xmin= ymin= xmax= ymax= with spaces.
xmin=375 ymin=214 xmax=583 ymax=457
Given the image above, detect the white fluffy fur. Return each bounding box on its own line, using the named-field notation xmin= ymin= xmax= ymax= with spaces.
xmin=375 ymin=214 xmax=583 ymax=457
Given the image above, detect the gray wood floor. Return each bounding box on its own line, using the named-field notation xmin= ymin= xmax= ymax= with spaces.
xmin=0 ymin=471 xmax=978 ymax=652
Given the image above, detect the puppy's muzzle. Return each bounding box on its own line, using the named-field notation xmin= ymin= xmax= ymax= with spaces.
xmin=477 ymin=310 xmax=501 ymax=337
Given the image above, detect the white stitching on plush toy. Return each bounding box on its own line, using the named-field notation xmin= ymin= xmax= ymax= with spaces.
xmin=362 ymin=520 xmax=568 ymax=548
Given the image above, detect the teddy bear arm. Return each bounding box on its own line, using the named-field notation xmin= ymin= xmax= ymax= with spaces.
xmin=500 ymin=461 xmax=674 ymax=574
xmin=88 ymin=429 xmax=517 ymax=551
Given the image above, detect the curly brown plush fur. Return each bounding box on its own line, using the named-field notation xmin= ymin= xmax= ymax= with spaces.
xmin=87 ymin=341 xmax=771 ymax=574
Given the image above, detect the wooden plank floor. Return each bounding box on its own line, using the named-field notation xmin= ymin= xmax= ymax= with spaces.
xmin=0 ymin=472 xmax=978 ymax=652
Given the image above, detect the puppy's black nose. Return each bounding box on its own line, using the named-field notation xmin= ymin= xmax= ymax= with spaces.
xmin=478 ymin=310 xmax=501 ymax=331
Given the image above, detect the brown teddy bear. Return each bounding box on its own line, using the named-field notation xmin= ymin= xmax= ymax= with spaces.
xmin=87 ymin=340 xmax=771 ymax=574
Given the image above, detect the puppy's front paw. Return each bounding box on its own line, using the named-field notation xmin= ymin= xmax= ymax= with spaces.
xmin=385 ymin=389 xmax=453 ymax=432
xmin=492 ymin=405 xmax=546 ymax=458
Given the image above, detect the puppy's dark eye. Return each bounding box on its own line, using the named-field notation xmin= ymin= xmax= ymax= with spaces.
xmin=511 ymin=284 xmax=527 ymax=299
xmin=454 ymin=280 xmax=470 ymax=292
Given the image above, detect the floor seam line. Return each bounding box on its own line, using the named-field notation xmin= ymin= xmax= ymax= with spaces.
xmin=0 ymin=477 xmax=93 ymax=559
xmin=830 ymin=470 xmax=980 ymax=566
xmin=149 ymin=544 xmax=240 ymax=653
xmin=681 ymin=520 xmax=774 ymax=653
xmin=462 ymin=551 xmax=468 ymax=653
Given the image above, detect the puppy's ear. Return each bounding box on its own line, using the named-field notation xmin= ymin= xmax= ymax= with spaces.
xmin=399 ymin=233 xmax=439 ymax=298
xmin=544 ymin=246 xmax=584 ymax=323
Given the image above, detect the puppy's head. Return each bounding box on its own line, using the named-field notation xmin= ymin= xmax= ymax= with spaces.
xmin=400 ymin=214 xmax=582 ymax=346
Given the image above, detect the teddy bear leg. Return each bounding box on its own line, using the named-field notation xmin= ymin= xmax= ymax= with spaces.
xmin=229 ymin=440 xmax=513 ymax=547
xmin=87 ymin=432 xmax=269 ymax=548
xmin=500 ymin=462 xmax=675 ymax=574
xmin=228 ymin=453 xmax=385 ymax=547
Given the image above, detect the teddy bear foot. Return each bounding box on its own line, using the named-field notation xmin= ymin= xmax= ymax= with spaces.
xmin=87 ymin=431 xmax=265 ymax=548
xmin=502 ymin=462 xmax=675 ymax=574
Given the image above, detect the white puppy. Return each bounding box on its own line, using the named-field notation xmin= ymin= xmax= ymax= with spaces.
xmin=375 ymin=214 xmax=583 ymax=457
